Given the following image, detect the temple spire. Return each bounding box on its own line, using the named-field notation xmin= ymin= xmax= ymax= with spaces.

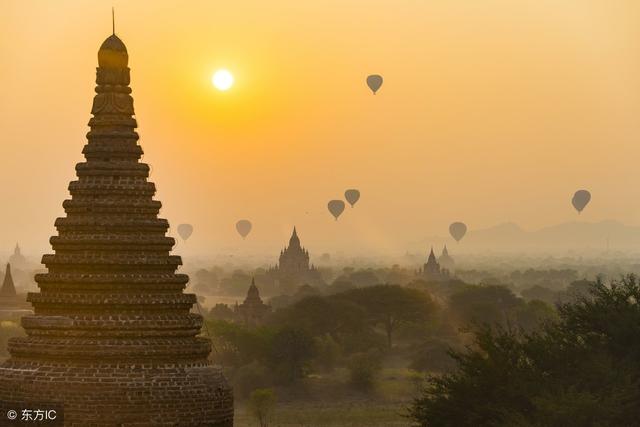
xmin=112 ymin=7 xmax=115 ymax=35
xmin=0 ymin=263 xmax=16 ymax=297
xmin=289 ymin=226 xmax=301 ymax=248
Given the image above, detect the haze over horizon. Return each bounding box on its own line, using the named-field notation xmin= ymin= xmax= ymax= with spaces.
xmin=2 ymin=1 xmax=640 ymax=256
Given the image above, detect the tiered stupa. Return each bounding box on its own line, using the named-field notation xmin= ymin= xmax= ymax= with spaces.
xmin=0 ymin=32 xmax=233 ymax=425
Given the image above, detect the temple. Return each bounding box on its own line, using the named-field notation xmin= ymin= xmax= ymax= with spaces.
xmin=8 ymin=243 xmax=27 ymax=269
xmin=0 ymin=263 xmax=30 ymax=318
xmin=0 ymin=33 xmax=233 ymax=425
xmin=268 ymin=227 xmax=324 ymax=293
xmin=438 ymin=245 xmax=455 ymax=273
xmin=0 ymin=263 xmax=16 ymax=298
xmin=234 ymin=278 xmax=271 ymax=326
xmin=418 ymin=247 xmax=450 ymax=282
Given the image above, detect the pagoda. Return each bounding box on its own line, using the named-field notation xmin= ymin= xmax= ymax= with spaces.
xmin=9 ymin=243 xmax=27 ymax=269
xmin=438 ymin=245 xmax=455 ymax=273
xmin=0 ymin=263 xmax=16 ymax=298
xmin=0 ymin=32 xmax=233 ymax=425
xmin=267 ymin=227 xmax=324 ymax=293
xmin=418 ymin=247 xmax=450 ymax=282
xmin=234 ymin=278 xmax=271 ymax=327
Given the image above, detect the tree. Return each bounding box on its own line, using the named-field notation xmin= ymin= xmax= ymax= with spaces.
xmin=409 ymin=276 xmax=640 ymax=426
xmin=448 ymin=285 xmax=522 ymax=328
xmin=409 ymin=337 xmax=460 ymax=374
xmin=271 ymin=295 xmax=366 ymax=339
xmin=269 ymin=327 xmax=316 ymax=383
xmin=249 ymin=388 xmax=277 ymax=427
xmin=208 ymin=303 xmax=234 ymax=321
xmin=340 ymin=285 xmax=438 ymax=348
xmin=521 ymin=285 xmax=558 ymax=305
xmin=556 ymin=279 xmax=594 ymax=304
xmin=207 ymin=320 xmax=274 ymax=367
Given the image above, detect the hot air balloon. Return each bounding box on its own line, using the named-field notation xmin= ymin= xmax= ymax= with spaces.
xmin=177 ymin=224 xmax=193 ymax=241
xmin=572 ymin=190 xmax=591 ymax=213
xmin=328 ymin=200 xmax=345 ymax=220
xmin=366 ymin=74 xmax=383 ymax=94
xmin=449 ymin=222 xmax=467 ymax=242
xmin=345 ymin=189 xmax=360 ymax=207
xmin=236 ymin=220 xmax=252 ymax=239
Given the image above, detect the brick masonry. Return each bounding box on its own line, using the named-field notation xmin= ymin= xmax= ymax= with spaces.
xmin=0 ymin=33 xmax=234 ymax=426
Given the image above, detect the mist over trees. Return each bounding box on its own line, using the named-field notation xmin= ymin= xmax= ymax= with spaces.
xmin=410 ymin=276 xmax=640 ymax=426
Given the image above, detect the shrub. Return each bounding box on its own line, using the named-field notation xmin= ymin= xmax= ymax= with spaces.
xmin=347 ymin=350 xmax=382 ymax=391
xmin=248 ymin=388 xmax=277 ymax=427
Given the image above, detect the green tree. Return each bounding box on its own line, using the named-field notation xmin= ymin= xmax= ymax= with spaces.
xmin=269 ymin=327 xmax=316 ymax=383
xmin=340 ymin=285 xmax=438 ymax=348
xmin=207 ymin=320 xmax=274 ymax=367
xmin=448 ymin=285 xmax=522 ymax=328
xmin=409 ymin=276 xmax=640 ymax=426
xmin=271 ymin=295 xmax=366 ymax=339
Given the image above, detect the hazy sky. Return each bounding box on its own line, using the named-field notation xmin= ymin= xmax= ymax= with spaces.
xmin=2 ymin=0 xmax=640 ymax=257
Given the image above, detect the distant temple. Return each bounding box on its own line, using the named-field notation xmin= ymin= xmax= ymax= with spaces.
xmin=0 ymin=31 xmax=233 ymax=425
xmin=234 ymin=278 xmax=271 ymax=326
xmin=418 ymin=247 xmax=450 ymax=282
xmin=0 ymin=264 xmax=16 ymax=298
xmin=8 ymin=243 xmax=27 ymax=269
xmin=268 ymin=227 xmax=324 ymax=293
xmin=0 ymin=263 xmax=30 ymax=317
xmin=438 ymin=245 xmax=455 ymax=273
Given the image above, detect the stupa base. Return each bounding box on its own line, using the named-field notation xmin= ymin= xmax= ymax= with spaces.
xmin=0 ymin=360 xmax=233 ymax=426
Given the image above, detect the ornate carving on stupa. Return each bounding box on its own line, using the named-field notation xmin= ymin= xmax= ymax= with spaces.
xmin=0 ymin=31 xmax=233 ymax=426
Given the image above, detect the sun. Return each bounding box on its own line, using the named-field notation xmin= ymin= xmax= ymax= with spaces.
xmin=212 ymin=69 xmax=234 ymax=91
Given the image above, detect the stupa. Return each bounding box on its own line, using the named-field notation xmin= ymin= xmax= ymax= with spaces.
xmin=0 ymin=32 xmax=233 ymax=426
xmin=234 ymin=278 xmax=271 ymax=327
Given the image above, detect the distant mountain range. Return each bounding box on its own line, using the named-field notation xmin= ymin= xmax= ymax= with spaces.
xmin=417 ymin=220 xmax=640 ymax=253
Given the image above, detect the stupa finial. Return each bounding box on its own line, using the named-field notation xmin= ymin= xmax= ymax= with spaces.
xmin=112 ymin=7 xmax=115 ymax=35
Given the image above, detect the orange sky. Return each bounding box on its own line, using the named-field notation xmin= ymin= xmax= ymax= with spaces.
xmin=1 ymin=0 xmax=640 ymax=257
